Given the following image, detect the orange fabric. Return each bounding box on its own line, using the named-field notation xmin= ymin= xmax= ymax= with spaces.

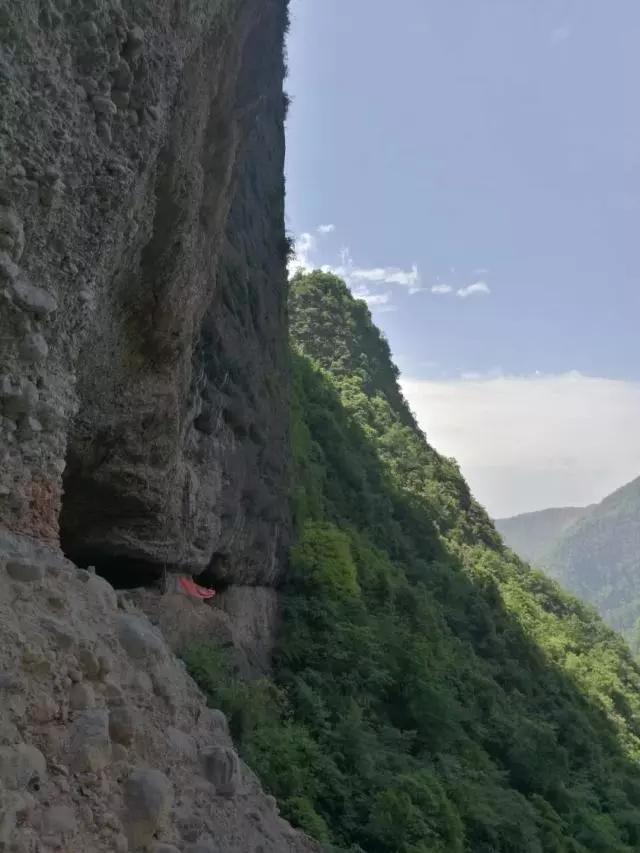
xmin=179 ymin=577 xmax=216 ymax=599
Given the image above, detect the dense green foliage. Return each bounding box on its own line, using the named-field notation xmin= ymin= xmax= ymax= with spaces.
xmin=540 ymin=477 xmax=640 ymax=643
xmin=496 ymin=506 xmax=590 ymax=565
xmin=187 ymin=270 xmax=640 ymax=852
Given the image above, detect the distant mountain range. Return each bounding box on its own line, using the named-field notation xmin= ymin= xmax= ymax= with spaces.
xmin=496 ymin=476 xmax=640 ymax=642
xmin=495 ymin=505 xmax=591 ymax=564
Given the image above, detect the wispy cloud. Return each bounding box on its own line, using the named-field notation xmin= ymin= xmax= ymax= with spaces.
xmin=401 ymin=372 xmax=640 ymax=517
xmin=457 ymin=281 xmax=491 ymax=298
xmin=350 ymin=263 xmax=420 ymax=288
xmin=353 ymin=288 xmax=392 ymax=307
xmin=550 ymin=25 xmax=571 ymax=45
xmin=288 ymin=225 xmax=421 ymax=311
xmin=289 ymin=226 xmax=493 ymax=311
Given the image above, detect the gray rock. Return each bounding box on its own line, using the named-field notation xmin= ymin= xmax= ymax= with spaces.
xmin=69 ymin=682 xmax=95 ymax=710
xmin=0 ymin=207 xmax=24 ymax=262
xmin=113 ymin=58 xmax=133 ymax=91
xmin=200 ymin=746 xmax=241 ymax=797
xmin=199 ymin=708 xmax=228 ymax=736
xmin=123 ymin=768 xmax=173 ymax=849
xmin=185 ymin=845 xmax=218 ymax=853
xmin=78 ymin=646 xmax=101 ymax=679
xmin=1 ymin=378 xmax=39 ymax=418
xmin=166 ymin=727 xmax=197 ymax=762
xmin=68 ymin=709 xmax=111 ymax=772
xmin=112 ymin=90 xmax=130 ymax=110
xmin=42 ymin=804 xmax=77 ymax=837
xmin=0 ymin=673 xmax=18 ymax=690
xmin=20 ymin=332 xmax=49 ymax=362
xmin=5 ymin=559 xmax=45 ymax=582
xmin=92 ymin=95 xmax=117 ymax=116
xmin=151 ymin=845 xmax=181 ymax=853
xmin=104 ymin=681 xmax=126 ymax=706
xmin=79 ymin=20 xmax=99 ymax=41
xmin=11 ymin=277 xmax=58 ymax=316
xmin=0 ymin=743 xmax=47 ymax=790
xmin=116 ymin=613 xmax=165 ymax=660
xmin=109 ymin=706 xmax=136 ymax=746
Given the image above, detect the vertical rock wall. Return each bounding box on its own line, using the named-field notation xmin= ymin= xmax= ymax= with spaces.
xmin=0 ymin=0 xmax=290 ymax=584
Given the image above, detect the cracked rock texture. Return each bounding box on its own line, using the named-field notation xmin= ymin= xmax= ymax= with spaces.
xmin=0 ymin=0 xmax=290 ymax=584
xmin=0 ymin=531 xmax=319 ymax=852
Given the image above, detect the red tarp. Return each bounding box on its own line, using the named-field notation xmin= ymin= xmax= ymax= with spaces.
xmin=179 ymin=577 xmax=216 ymax=600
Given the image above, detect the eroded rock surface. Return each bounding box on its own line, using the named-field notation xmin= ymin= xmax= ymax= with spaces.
xmin=0 ymin=532 xmax=319 ymax=852
xmin=0 ymin=0 xmax=290 ymax=584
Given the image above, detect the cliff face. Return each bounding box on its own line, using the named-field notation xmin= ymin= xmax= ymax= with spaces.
xmin=0 ymin=0 xmax=289 ymax=585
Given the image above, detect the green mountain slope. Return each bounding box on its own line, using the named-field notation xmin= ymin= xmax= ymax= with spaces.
xmin=496 ymin=506 xmax=590 ymax=564
xmin=543 ymin=476 xmax=640 ymax=641
xmin=187 ymin=271 xmax=640 ymax=853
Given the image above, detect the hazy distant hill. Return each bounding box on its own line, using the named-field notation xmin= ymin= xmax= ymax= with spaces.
xmin=498 ymin=477 xmax=640 ymax=641
xmin=543 ymin=476 xmax=640 ymax=639
xmin=496 ymin=505 xmax=590 ymax=563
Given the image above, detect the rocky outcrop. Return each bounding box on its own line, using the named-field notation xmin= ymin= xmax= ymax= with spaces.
xmin=0 ymin=531 xmax=319 ymax=852
xmin=0 ymin=0 xmax=290 ymax=584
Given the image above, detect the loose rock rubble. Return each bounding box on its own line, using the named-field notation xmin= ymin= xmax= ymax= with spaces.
xmin=0 ymin=532 xmax=319 ymax=853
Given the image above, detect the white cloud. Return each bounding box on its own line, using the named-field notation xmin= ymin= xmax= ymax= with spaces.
xmin=550 ymin=25 xmax=571 ymax=45
xmin=350 ymin=263 xmax=420 ymax=288
xmin=431 ymin=284 xmax=453 ymax=295
xmin=288 ymin=231 xmax=316 ymax=277
xmin=457 ymin=281 xmax=491 ymax=298
xmin=401 ymin=372 xmax=640 ymax=518
xmin=288 ymin=227 xmax=422 ymax=312
xmin=353 ymin=288 xmax=392 ymax=307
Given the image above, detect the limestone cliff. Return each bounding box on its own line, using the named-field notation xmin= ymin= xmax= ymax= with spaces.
xmin=0 ymin=0 xmax=290 ymax=585
xmin=0 ymin=2 xmax=309 ymax=850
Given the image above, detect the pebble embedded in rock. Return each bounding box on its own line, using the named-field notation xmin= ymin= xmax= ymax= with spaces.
xmin=78 ymin=646 xmax=101 ymax=679
xmin=114 ymin=834 xmax=129 ymax=853
xmin=69 ymin=709 xmax=111 ymax=772
xmin=42 ymin=804 xmax=77 ymax=837
xmin=111 ymin=743 xmax=129 ymax=762
xmin=200 ymin=746 xmax=241 ymax=797
xmin=11 ymin=276 xmax=58 ymax=316
xmin=199 ymin=708 xmax=228 ymax=736
xmin=0 ymin=207 xmax=24 ymax=262
xmin=123 ymin=768 xmax=173 ymax=849
xmin=20 ymin=331 xmax=49 ymax=362
xmin=112 ymin=90 xmax=130 ymax=110
xmin=6 ymin=559 xmax=45 ymax=582
xmin=93 ymin=95 xmax=117 ymax=116
xmin=69 ymin=682 xmax=95 ymax=710
xmin=109 ymin=706 xmax=136 ymax=746
xmin=79 ymin=20 xmax=99 ymax=41
xmin=0 ymin=743 xmax=47 ymax=790
xmin=97 ymin=120 xmax=113 ymax=143
xmin=116 ymin=613 xmax=165 ymax=660
xmin=113 ymin=58 xmax=133 ymax=91
xmin=104 ymin=681 xmax=125 ymax=706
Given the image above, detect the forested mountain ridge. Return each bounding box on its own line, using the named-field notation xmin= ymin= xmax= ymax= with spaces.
xmin=542 ymin=476 xmax=640 ymax=642
xmin=496 ymin=506 xmax=590 ymax=564
xmin=188 ymin=270 xmax=640 ymax=853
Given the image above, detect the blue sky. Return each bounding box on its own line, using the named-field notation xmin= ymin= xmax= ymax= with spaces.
xmin=285 ymin=0 xmax=640 ymax=516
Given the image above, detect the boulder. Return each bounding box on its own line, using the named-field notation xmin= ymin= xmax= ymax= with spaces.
xmin=123 ymin=768 xmax=173 ymax=848
xmin=200 ymin=746 xmax=241 ymax=797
